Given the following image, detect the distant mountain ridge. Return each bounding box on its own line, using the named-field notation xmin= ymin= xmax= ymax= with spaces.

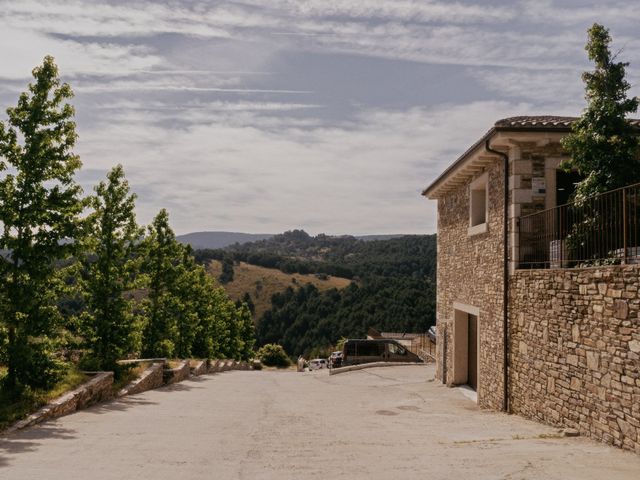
xmin=177 ymin=231 xmax=408 ymax=250
xmin=176 ymin=231 xmax=274 ymax=249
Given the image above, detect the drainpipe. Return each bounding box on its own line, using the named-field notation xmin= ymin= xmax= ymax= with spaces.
xmin=485 ymin=139 xmax=510 ymax=413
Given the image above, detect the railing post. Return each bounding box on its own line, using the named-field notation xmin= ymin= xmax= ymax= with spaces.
xmin=623 ymin=187 xmax=628 ymax=265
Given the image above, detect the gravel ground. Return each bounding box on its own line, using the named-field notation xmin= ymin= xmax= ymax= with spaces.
xmin=1 ymin=364 xmax=639 ymax=479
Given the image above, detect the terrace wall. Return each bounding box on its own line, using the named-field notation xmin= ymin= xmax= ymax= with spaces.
xmin=509 ymin=265 xmax=640 ymax=453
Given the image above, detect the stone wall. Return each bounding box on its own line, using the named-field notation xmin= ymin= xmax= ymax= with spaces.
xmin=163 ymin=360 xmax=191 ymax=385
xmin=436 ymin=158 xmax=505 ymax=409
xmin=7 ymin=372 xmax=114 ymax=433
xmin=118 ymin=362 xmax=165 ymax=397
xmin=509 ymin=265 xmax=640 ymax=453
xmin=190 ymin=360 xmax=208 ymax=376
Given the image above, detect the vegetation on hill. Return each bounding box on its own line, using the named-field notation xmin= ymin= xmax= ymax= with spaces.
xmin=207 ymin=260 xmax=352 ymax=320
xmin=196 ymin=229 xmax=436 ymax=280
xmin=196 ymin=230 xmax=437 ymax=357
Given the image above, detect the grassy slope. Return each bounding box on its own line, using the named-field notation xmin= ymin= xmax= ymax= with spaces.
xmin=207 ymin=260 xmax=351 ymax=319
xmin=0 ymin=366 xmax=88 ymax=430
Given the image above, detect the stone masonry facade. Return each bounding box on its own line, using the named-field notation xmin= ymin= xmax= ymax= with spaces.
xmin=436 ymin=158 xmax=505 ymax=410
xmin=510 ymin=265 xmax=640 ymax=453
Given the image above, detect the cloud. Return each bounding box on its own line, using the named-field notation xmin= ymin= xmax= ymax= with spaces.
xmin=2 ymin=0 xmax=639 ymax=235
xmin=0 ymin=26 xmax=160 ymax=80
xmin=74 ymin=100 xmax=539 ymax=235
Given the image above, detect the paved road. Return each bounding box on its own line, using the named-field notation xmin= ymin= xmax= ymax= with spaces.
xmin=1 ymin=365 xmax=639 ymax=479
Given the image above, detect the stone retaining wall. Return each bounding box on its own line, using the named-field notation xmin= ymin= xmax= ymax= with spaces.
xmin=6 ymin=372 xmax=114 ymax=433
xmin=118 ymin=363 xmax=164 ymax=397
xmin=190 ymin=360 xmax=207 ymax=376
xmin=509 ymin=265 xmax=640 ymax=454
xmin=163 ymin=360 xmax=191 ymax=385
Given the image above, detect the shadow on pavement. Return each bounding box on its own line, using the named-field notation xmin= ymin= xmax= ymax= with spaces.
xmin=0 ymin=425 xmax=76 ymax=468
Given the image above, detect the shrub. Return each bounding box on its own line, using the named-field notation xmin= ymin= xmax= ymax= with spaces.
xmin=256 ymin=344 xmax=291 ymax=368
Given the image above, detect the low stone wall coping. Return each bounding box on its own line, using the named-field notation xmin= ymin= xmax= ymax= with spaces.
xmin=190 ymin=360 xmax=207 ymax=376
xmin=163 ymin=360 xmax=191 ymax=385
xmin=4 ymin=371 xmax=114 ymax=435
xmin=118 ymin=362 xmax=164 ymax=397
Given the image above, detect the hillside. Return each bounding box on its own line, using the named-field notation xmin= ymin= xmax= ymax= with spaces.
xmin=197 ymin=230 xmax=436 ymax=279
xmin=177 ymin=231 xmax=407 ymax=250
xmin=195 ymin=230 xmax=437 ymax=357
xmin=207 ymin=260 xmax=351 ymax=319
xmin=176 ymin=231 xmax=273 ymax=249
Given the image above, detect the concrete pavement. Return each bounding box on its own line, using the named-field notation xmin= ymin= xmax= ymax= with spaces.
xmin=1 ymin=364 xmax=639 ymax=479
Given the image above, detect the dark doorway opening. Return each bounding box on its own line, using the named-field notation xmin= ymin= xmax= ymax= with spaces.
xmin=467 ymin=314 xmax=478 ymax=391
xmin=556 ymin=170 xmax=582 ymax=206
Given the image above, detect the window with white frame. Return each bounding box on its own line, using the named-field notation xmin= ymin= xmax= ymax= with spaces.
xmin=468 ymin=172 xmax=488 ymax=235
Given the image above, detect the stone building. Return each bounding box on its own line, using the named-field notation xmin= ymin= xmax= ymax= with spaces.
xmin=423 ymin=116 xmax=640 ymax=453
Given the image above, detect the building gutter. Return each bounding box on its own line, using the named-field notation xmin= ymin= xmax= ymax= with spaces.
xmin=485 ymin=139 xmax=510 ymax=413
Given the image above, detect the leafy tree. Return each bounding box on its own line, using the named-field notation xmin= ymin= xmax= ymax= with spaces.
xmin=79 ymin=165 xmax=143 ymax=374
xmin=561 ymin=23 xmax=640 ymax=199
xmin=237 ymin=302 xmax=255 ymax=361
xmin=141 ymin=209 xmax=183 ymax=358
xmin=190 ymin=271 xmax=225 ymax=359
xmin=256 ymin=343 xmax=291 ymax=367
xmin=240 ymin=292 xmax=255 ymax=315
xmin=172 ymin=249 xmax=202 ymax=358
xmin=219 ymin=255 xmax=234 ymax=284
xmin=0 ymin=56 xmax=85 ymax=391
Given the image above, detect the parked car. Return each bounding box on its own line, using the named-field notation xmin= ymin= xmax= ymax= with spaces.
xmin=341 ymin=339 xmax=423 ymax=366
xmin=427 ymin=326 xmax=436 ymax=343
xmin=329 ymin=351 xmax=343 ymax=368
xmin=309 ymin=358 xmax=328 ymax=370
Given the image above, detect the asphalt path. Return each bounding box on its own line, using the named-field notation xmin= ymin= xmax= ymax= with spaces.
xmin=1 ymin=365 xmax=639 ymax=479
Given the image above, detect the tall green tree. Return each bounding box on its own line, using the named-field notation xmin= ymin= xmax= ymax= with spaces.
xmin=562 ymin=23 xmax=640 ymax=199
xmin=0 ymin=56 xmax=85 ymax=391
xmin=141 ymin=209 xmax=183 ymax=358
xmin=190 ymin=269 xmax=224 ymax=359
xmin=79 ymin=165 xmax=143 ymax=374
xmin=237 ymin=303 xmax=255 ymax=361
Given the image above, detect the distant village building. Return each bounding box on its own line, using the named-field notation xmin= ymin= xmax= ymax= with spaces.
xmin=423 ymin=116 xmax=640 ymax=454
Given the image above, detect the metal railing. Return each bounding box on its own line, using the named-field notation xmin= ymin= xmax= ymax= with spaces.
xmin=518 ymin=182 xmax=640 ymax=269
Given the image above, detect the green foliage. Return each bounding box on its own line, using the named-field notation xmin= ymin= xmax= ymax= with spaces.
xmin=561 ymin=24 xmax=640 ymax=199
xmin=196 ymin=231 xmax=436 ymax=280
xmin=141 ymin=209 xmax=183 ymax=358
xmin=0 ymin=56 xmax=85 ymax=392
xmin=256 ymin=343 xmax=291 ymax=368
xmin=257 ymin=278 xmax=435 ymax=357
xmin=202 ymin=231 xmax=437 ymax=357
xmin=237 ymin=302 xmax=256 ymax=361
xmin=79 ymin=165 xmax=143 ymax=375
xmin=0 ymin=365 xmax=87 ymax=429
xmin=219 ymin=255 xmax=234 ymax=284
xmin=141 ymin=210 xmax=255 ymax=361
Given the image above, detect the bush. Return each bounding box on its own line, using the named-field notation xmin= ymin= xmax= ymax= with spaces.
xmin=256 ymin=344 xmax=291 ymax=368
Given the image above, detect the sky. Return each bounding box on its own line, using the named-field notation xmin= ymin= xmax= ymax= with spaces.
xmin=0 ymin=1 xmax=639 ymax=236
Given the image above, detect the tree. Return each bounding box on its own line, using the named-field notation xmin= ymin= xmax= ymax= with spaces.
xmin=256 ymin=343 xmax=291 ymax=368
xmin=141 ymin=209 xmax=183 ymax=358
xmin=237 ymin=302 xmax=255 ymax=360
xmin=79 ymin=165 xmax=143 ymax=374
xmin=0 ymin=56 xmax=85 ymax=392
xmin=219 ymin=255 xmax=234 ymax=284
xmin=561 ymin=23 xmax=640 ymax=200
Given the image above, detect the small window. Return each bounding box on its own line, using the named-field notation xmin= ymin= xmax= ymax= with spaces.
xmin=468 ymin=172 xmax=488 ymax=235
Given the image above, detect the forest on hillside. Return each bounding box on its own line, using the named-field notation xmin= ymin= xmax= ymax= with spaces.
xmin=195 ymin=230 xmax=437 ymax=357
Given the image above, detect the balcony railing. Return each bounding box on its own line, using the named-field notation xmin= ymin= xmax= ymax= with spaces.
xmin=518 ymin=182 xmax=640 ymax=269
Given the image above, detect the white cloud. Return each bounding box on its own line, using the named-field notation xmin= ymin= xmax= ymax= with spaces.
xmin=75 ymin=100 xmax=538 ymax=235
xmin=0 ymin=26 xmax=160 ymax=79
